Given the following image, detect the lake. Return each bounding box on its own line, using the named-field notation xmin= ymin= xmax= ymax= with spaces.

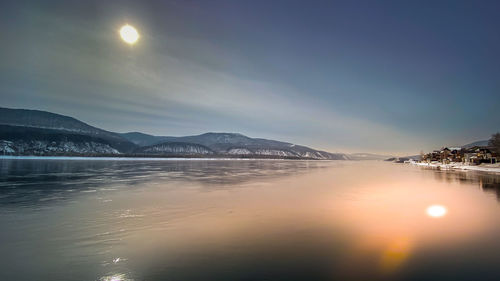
xmin=1 ymin=159 xmax=500 ymax=281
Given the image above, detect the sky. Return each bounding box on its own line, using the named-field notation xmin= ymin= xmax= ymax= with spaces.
xmin=1 ymin=0 xmax=499 ymax=155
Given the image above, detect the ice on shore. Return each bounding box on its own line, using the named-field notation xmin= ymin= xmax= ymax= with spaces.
xmin=411 ymin=161 xmax=500 ymax=173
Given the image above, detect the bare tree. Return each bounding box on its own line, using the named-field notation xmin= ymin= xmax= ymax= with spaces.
xmin=489 ymin=132 xmax=500 ymax=154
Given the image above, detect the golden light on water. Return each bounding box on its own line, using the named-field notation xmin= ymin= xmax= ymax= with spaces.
xmin=380 ymin=237 xmax=412 ymax=273
xmin=426 ymin=205 xmax=447 ymax=218
xmin=119 ymin=24 xmax=139 ymax=44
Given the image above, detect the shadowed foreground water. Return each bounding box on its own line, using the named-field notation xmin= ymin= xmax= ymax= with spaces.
xmin=1 ymin=159 xmax=500 ymax=281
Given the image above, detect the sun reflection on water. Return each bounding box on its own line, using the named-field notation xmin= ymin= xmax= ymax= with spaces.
xmin=426 ymin=205 xmax=447 ymax=218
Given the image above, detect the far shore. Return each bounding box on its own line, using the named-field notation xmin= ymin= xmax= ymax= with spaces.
xmin=0 ymin=155 xmax=331 ymax=161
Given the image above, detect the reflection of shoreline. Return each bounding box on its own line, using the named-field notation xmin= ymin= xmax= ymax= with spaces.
xmin=0 ymin=159 xmax=332 ymax=207
xmin=429 ymin=169 xmax=500 ymax=201
xmin=480 ymin=178 xmax=500 ymax=201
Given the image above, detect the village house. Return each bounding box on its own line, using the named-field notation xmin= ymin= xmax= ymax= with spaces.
xmin=421 ymin=146 xmax=497 ymax=165
xmin=422 ymin=150 xmax=440 ymax=163
xmin=463 ymin=146 xmax=497 ymax=165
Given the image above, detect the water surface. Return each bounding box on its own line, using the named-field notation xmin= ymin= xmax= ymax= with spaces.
xmin=1 ymin=159 xmax=500 ymax=281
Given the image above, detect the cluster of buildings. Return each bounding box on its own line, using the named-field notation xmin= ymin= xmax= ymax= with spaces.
xmin=421 ymin=146 xmax=497 ymax=165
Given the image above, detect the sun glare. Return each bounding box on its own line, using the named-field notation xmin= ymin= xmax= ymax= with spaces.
xmin=426 ymin=205 xmax=447 ymax=218
xmin=119 ymin=24 xmax=139 ymax=44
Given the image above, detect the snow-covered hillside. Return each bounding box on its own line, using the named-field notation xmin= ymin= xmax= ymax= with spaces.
xmin=0 ymin=108 xmax=136 ymax=152
xmin=137 ymin=142 xmax=214 ymax=155
xmin=0 ymin=107 xmax=349 ymax=160
xmin=124 ymin=132 xmax=348 ymax=160
xmin=0 ymin=140 xmax=119 ymax=155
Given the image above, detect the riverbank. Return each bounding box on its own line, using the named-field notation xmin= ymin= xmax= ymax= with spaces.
xmin=411 ymin=161 xmax=500 ymax=173
xmin=0 ymin=155 xmax=331 ymax=161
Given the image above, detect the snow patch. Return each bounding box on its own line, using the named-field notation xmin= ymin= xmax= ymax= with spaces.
xmin=227 ymin=148 xmax=252 ymax=155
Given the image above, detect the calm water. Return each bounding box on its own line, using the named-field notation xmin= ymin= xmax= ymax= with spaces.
xmin=1 ymin=159 xmax=500 ymax=281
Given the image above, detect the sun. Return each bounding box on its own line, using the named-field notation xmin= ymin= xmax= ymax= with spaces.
xmin=426 ymin=205 xmax=447 ymax=218
xmin=119 ymin=24 xmax=139 ymax=45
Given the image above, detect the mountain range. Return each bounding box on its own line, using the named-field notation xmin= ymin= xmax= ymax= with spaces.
xmin=461 ymin=140 xmax=489 ymax=148
xmin=0 ymin=107 xmax=347 ymax=160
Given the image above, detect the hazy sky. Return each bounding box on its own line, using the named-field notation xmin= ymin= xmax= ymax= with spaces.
xmin=1 ymin=0 xmax=499 ymax=154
